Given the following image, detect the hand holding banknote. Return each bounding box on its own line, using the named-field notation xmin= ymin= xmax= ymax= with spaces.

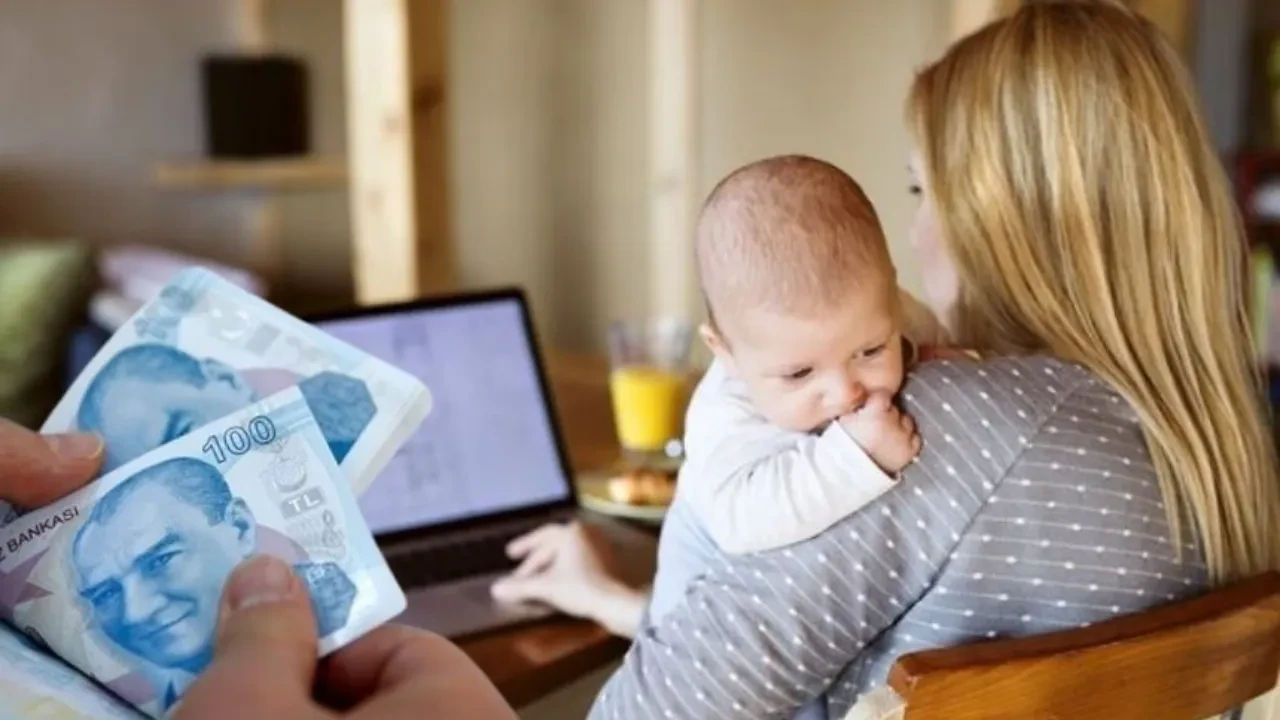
xmin=0 ymin=418 xmax=103 ymax=508
xmin=0 ymin=418 xmax=514 ymax=720
xmin=174 ymin=556 xmax=517 ymax=720
xmin=0 ymin=419 xmax=152 ymax=718
xmin=0 ymin=266 xmax=519 ymax=719
xmin=0 ymin=391 xmax=407 ymax=718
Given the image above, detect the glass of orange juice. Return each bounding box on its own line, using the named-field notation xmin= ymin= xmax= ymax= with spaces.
xmin=606 ymin=318 xmax=694 ymax=468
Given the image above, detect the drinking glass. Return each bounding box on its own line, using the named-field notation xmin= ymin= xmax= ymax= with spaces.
xmin=606 ymin=317 xmax=694 ymax=469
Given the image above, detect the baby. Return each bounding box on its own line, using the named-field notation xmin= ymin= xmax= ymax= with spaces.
xmin=680 ymin=154 xmax=946 ymax=554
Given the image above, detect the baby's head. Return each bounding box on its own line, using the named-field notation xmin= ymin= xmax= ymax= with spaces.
xmin=697 ymin=155 xmax=905 ymax=433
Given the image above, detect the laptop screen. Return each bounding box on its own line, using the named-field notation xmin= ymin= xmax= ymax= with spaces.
xmin=316 ymin=296 xmax=572 ymax=535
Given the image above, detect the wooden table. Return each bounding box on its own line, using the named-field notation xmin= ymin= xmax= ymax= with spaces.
xmin=456 ymin=352 xmax=658 ymax=708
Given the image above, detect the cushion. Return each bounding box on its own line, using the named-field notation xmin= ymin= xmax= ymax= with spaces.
xmin=0 ymin=240 xmax=96 ymax=428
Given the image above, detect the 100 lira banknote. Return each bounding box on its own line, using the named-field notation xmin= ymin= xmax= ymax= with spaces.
xmin=11 ymin=267 xmax=432 ymax=526
xmin=0 ymin=389 xmax=407 ymax=718
xmin=0 ymin=622 xmax=143 ymax=720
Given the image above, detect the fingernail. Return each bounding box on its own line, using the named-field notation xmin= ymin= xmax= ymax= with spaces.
xmin=45 ymin=433 xmax=103 ymax=461
xmin=225 ymin=556 xmax=298 ymax=612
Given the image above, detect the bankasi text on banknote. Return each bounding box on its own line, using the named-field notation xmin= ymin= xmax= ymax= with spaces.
xmin=10 ymin=267 xmax=432 ymax=525
xmin=0 ymin=389 xmax=407 ymax=718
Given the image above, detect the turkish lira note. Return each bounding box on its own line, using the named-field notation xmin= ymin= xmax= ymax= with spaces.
xmin=15 ymin=267 xmax=431 ymax=527
xmin=0 ymin=389 xmax=407 ymax=718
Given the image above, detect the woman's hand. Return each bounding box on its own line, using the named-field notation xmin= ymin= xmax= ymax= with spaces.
xmin=175 ymin=556 xmax=517 ymax=719
xmin=0 ymin=418 xmax=103 ymax=507
xmin=490 ymin=522 xmax=648 ymax=639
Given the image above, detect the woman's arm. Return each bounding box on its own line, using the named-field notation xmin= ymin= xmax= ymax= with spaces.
xmin=587 ymin=580 xmax=649 ymax=639
xmin=490 ymin=522 xmax=649 ymax=639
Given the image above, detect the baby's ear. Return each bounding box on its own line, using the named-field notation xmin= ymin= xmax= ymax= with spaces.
xmin=699 ymin=322 xmax=736 ymax=374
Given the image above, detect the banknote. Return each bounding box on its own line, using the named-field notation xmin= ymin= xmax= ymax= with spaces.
xmin=0 ymin=389 xmax=407 ymax=719
xmin=0 ymin=622 xmax=144 ymax=720
xmin=13 ymin=267 xmax=432 ymax=525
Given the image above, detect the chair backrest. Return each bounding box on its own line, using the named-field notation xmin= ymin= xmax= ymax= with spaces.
xmin=887 ymin=572 xmax=1280 ymax=720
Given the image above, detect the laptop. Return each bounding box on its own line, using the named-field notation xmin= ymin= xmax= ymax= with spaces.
xmin=307 ymin=287 xmax=583 ymax=638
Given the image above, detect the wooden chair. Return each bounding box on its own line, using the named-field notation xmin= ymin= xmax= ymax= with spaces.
xmin=884 ymin=572 xmax=1280 ymax=719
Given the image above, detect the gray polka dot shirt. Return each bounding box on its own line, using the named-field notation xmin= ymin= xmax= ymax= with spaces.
xmin=588 ymin=355 xmax=1209 ymax=719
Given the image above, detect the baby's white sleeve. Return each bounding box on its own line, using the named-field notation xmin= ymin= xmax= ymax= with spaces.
xmin=682 ymin=371 xmax=897 ymax=554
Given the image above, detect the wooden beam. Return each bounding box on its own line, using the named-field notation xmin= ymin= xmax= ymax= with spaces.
xmin=344 ymin=0 xmax=420 ymax=305
xmin=407 ymin=0 xmax=453 ymax=293
xmin=648 ymin=0 xmax=700 ymax=321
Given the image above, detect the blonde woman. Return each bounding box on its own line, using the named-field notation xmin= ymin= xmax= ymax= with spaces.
xmin=587 ymin=2 xmax=1280 ymax=718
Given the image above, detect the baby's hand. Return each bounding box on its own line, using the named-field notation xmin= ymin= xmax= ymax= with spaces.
xmin=837 ymin=391 xmax=922 ymax=474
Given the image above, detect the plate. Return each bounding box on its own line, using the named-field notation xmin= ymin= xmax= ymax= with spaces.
xmin=576 ymin=471 xmax=671 ymax=524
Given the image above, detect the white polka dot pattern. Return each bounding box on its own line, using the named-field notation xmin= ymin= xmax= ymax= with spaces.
xmin=588 ymin=357 xmax=1207 ymax=720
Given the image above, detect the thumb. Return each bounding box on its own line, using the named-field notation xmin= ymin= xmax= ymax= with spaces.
xmin=176 ymin=556 xmax=320 ymax=719
xmin=0 ymin=419 xmax=103 ymax=507
xmin=860 ymin=391 xmax=893 ymax=413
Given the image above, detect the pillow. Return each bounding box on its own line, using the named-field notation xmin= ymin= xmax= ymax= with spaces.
xmin=0 ymin=240 xmax=96 ymax=428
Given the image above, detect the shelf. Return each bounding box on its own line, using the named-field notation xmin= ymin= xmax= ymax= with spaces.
xmin=150 ymin=157 xmax=347 ymax=191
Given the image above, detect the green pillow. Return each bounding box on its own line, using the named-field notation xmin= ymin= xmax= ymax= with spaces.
xmin=0 ymin=240 xmax=96 ymax=428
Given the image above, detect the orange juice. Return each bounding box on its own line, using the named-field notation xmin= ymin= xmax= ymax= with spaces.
xmin=608 ymin=365 xmax=690 ymax=452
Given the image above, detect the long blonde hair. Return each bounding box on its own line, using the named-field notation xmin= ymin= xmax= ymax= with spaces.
xmin=908 ymin=0 xmax=1279 ymax=582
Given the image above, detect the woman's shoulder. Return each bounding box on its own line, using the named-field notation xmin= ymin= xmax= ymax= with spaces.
xmin=906 ymin=354 xmax=1114 ymax=405
xmin=905 ymin=354 xmax=1100 ymax=407
xmin=903 ymin=354 xmax=1139 ymax=452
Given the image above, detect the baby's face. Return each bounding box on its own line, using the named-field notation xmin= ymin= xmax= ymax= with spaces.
xmin=710 ymin=279 xmax=906 ymax=433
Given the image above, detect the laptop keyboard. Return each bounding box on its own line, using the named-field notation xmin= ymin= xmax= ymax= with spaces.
xmin=385 ymin=521 xmax=543 ymax=588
